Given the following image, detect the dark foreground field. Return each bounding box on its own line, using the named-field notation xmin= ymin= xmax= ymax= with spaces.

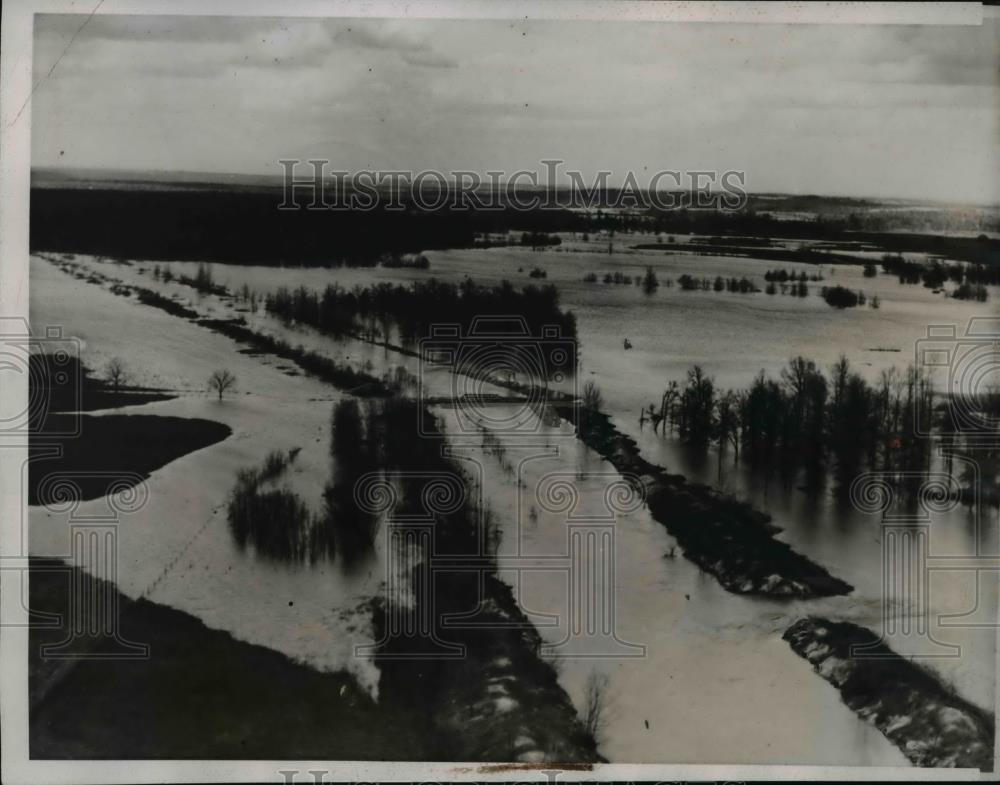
xmin=29 ymin=414 xmax=231 ymax=505
xmin=29 ymin=559 xmax=424 ymax=759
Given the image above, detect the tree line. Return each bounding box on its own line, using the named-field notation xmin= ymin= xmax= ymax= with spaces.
xmin=265 ymin=278 xmax=578 ymax=374
xmin=32 ymin=184 xmax=999 ymax=268
xmin=878 ymin=254 xmax=994 ymax=300
xmin=677 ymin=274 xmax=761 ymax=293
xmin=764 ymin=268 xmax=824 ymax=283
xmin=646 ymin=357 xmax=935 ymax=486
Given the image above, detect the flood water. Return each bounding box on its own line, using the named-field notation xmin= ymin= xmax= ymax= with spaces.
xmin=436 ymin=406 xmax=908 ymax=765
xmin=30 ymin=244 xmax=1000 ymax=765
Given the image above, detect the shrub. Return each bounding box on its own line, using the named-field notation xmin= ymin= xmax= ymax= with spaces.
xmin=953 ymin=283 xmax=989 ymax=302
xmin=643 ymin=267 xmax=660 ymax=294
xmin=821 ymin=285 xmax=861 ymax=309
xmin=582 ymin=380 xmax=604 ymax=412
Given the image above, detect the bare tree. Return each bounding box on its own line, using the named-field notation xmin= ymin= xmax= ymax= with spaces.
xmin=582 ymin=380 xmax=604 ymax=412
xmin=105 ymin=357 xmax=127 ymax=394
xmin=208 ymin=369 xmax=236 ymax=400
xmin=582 ymin=670 xmax=610 ymax=742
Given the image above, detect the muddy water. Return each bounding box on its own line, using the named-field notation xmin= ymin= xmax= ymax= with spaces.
xmin=33 ymin=251 xmax=998 ymax=764
xmin=433 ymin=405 xmax=908 ymax=765
xmin=144 ymin=243 xmax=996 ymax=720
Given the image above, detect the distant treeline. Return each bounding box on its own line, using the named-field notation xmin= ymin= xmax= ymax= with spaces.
xmin=265 ymin=278 xmax=577 ymax=373
xmin=678 ymin=274 xmax=760 ymax=293
xmin=877 ymin=254 xmax=995 ymax=300
xmin=30 ymin=187 xmax=480 ymax=265
xmin=583 ymin=271 xmax=636 ymax=285
xmin=630 ymin=213 xmax=999 ymax=266
xmin=631 ymin=242 xmax=867 ymax=266
xmin=30 ymin=185 xmax=1000 ymax=267
xmin=764 ymin=269 xmax=824 ymax=283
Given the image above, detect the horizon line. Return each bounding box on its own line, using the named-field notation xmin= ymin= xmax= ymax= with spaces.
xmin=29 ymin=165 xmax=1000 ymax=209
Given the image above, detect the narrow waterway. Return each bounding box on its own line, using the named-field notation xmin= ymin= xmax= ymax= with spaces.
xmin=435 ymin=405 xmax=909 ymax=765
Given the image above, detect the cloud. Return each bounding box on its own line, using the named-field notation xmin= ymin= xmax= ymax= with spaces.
xmin=326 ymin=20 xmax=458 ymax=68
xmin=35 ymin=13 xmax=270 ymax=44
xmin=399 ymin=50 xmax=458 ymax=69
xmin=327 ymin=20 xmax=433 ymax=53
xmin=34 ymin=14 xmax=460 ymax=78
xmin=28 ymin=14 xmax=999 ymax=203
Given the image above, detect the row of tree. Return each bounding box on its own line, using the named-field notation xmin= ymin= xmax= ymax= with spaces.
xmin=764 ymin=268 xmax=824 ymax=283
xmin=648 ymin=357 xmax=935 ymax=485
xmin=31 ymin=184 xmax=1000 ymax=268
xmin=265 ymin=278 xmax=578 ymax=373
xmin=581 ymin=268 xmax=663 ymax=292
xmin=677 ymin=274 xmax=760 ymax=293
xmin=878 ymin=255 xmax=1000 ymax=291
xmin=323 ymin=397 xmax=497 ymax=565
xmin=767 ymin=280 xmax=809 ymax=297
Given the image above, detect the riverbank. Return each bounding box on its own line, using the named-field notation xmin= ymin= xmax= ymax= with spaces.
xmin=363 ymin=398 xmax=602 ymax=764
xmin=31 ymin=273 xmax=597 ymax=761
xmin=556 ymin=405 xmax=852 ymax=597
xmin=376 ymin=572 xmax=602 ymax=764
xmin=783 ymin=617 xmax=995 ymax=770
xmin=29 ymin=558 xmax=424 ymax=759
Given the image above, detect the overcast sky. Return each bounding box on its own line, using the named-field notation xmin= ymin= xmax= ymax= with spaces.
xmin=31 ymin=13 xmax=999 ymax=203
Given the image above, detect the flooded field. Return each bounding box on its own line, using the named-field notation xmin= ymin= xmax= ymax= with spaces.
xmin=28 ymin=243 xmax=999 ymax=765
xmin=15 ymin=5 xmax=1000 ymax=777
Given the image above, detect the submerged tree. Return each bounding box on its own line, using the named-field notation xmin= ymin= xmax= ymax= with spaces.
xmin=677 ymin=366 xmax=715 ymax=446
xmin=642 ymin=266 xmax=660 ymax=295
xmin=654 ymin=355 xmax=935 ymax=493
xmin=320 ymin=399 xmax=379 ymax=564
xmin=714 ymin=389 xmax=742 ymax=475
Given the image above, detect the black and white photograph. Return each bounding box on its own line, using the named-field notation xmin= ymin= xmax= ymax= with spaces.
xmin=1 ymin=1 xmax=998 ymax=781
